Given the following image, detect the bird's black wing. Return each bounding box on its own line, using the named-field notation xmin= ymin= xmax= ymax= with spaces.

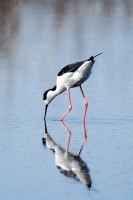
xmin=58 ymin=61 xmax=85 ymax=76
xmin=57 ymin=56 xmax=94 ymax=76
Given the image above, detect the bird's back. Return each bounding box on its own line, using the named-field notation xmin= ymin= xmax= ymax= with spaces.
xmin=57 ymin=59 xmax=94 ymax=89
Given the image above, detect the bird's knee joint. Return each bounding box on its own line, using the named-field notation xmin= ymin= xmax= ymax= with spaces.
xmin=69 ymin=106 xmax=72 ymax=111
xmin=85 ymin=102 xmax=88 ymax=107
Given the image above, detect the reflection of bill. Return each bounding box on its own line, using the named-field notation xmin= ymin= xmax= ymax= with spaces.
xmin=42 ymin=121 xmax=92 ymax=188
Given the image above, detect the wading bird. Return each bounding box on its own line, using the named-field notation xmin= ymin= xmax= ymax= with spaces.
xmin=43 ymin=52 xmax=102 ymax=121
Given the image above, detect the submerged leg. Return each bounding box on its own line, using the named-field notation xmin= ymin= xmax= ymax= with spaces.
xmin=60 ymin=88 xmax=72 ymax=121
xmin=79 ymin=85 xmax=88 ymax=122
xmin=78 ymin=121 xmax=87 ymax=156
xmin=61 ymin=121 xmax=71 ymax=153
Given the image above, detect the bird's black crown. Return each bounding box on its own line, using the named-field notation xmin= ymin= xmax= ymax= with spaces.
xmin=43 ymin=90 xmax=48 ymax=100
xmin=43 ymin=85 xmax=56 ymax=100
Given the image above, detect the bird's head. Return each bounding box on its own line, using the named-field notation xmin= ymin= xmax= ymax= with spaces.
xmin=43 ymin=85 xmax=57 ymax=120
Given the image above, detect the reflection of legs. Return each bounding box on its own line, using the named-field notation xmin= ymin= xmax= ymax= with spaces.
xmin=78 ymin=121 xmax=87 ymax=156
xmin=60 ymin=88 xmax=72 ymax=121
xmin=79 ymin=86 xmax=88 ymax=122
xmin=61 ymin=121 xmax=71 ymax=153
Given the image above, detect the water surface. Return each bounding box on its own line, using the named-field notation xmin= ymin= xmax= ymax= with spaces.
xmin=0 ymin=0 xmax=133 ymax=200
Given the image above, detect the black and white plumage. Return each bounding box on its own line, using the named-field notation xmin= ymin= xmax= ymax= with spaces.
xmin=43 ymin=52 xmax=102 ymax=121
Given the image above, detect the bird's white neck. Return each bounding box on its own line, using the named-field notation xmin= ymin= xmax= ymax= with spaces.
xmin=51 ymin=86 xmax=65 ymax=98
xmin=45 ymin=85 xmax=65 ymax=105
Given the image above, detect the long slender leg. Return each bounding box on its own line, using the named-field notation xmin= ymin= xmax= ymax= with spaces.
xmin=60 ymin=88 xmax=72 ymax=121
xmin=79 ymin=85 xmax=88 ymax=122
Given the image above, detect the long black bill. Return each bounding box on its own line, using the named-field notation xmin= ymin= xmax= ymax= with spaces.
xmin=42 ymin=112 xmax=48 ymax=145
xmin=44 ymin=120 xmax=48 ymax=134
xmin=94 ymin=52 xmax=103 ymax=58
xmin=44 ymin=105 xmax=48 ymax=122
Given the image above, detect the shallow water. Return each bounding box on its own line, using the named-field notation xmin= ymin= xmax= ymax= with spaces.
xmin=0 ymin=0 xmax=133 ymax=199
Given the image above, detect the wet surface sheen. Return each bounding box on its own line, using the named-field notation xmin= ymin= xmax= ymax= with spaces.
xmin=0 ymin=1 xmax=133 ymax=200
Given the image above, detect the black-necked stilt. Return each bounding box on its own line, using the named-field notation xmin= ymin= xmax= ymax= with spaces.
xmin=43 ymin=52 xmax=102 ymax=121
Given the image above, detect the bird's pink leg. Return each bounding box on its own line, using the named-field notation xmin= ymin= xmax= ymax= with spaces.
xmin=60 ymin=88 xmax=72 ymax=121
xmin=79 ymin=85 xmax=88 ymax=122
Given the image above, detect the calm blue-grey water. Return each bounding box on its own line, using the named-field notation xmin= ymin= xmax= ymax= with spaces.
xmin=0 ymin=0 xmax=133 ymax=199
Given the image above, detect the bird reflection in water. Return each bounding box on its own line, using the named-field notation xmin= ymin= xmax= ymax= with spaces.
xmin=42 ymin=121 xmax=92 ymax=188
